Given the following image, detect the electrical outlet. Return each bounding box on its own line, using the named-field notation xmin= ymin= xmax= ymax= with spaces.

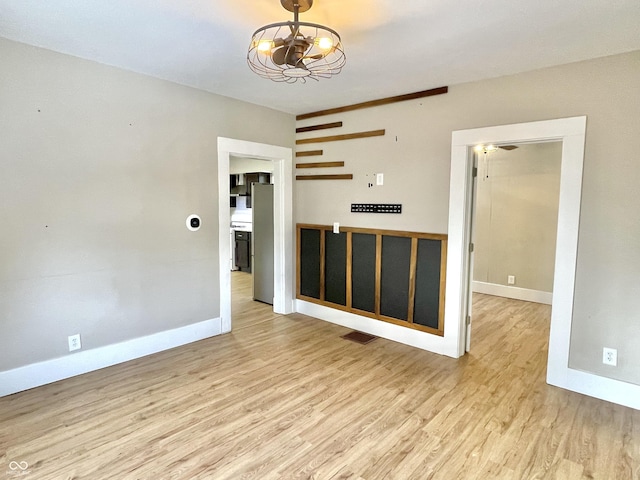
xmin=376 ymin=173 xmax=384 ymax=186
xmin=603 ymin=347 xmax=617 ymax=366
xmin=68 ymin=334 xmax=81 ymax=352
xmin=507 ymin=275 xmax=515 ymax=285
xmin=333 ymin=222 xmax=340 ymax=234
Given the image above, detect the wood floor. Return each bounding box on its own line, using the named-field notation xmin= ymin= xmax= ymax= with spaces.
xmin=230 ymin=271 xmax=279 ymax=331
xmin=2 ymin=274 xmax=639 ymax=479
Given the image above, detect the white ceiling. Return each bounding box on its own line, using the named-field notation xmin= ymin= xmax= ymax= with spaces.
xmin=1 ymin=0 xmax=639 ymax=115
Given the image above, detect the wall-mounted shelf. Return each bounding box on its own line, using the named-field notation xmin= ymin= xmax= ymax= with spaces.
xmin=296 ymin=174 xmax=353 ymax=181
xmin=296 ymin=161 xmax=345 ymax=169
xmin=296 ymin=86 xmax=448 ymax=120
xmin=296 ymin=150 xmax=324 ymax=157
xmin=296 ymin=122 xmax=343 ymax=133
xmin=296 ymin=129 xmax=385 ymax=145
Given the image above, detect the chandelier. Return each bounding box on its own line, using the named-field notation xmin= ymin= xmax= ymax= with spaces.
xmin=247 ymin=0 xmax=346 ymax=83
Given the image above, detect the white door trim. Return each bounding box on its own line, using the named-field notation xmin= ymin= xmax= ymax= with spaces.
xmin=217 ymin=138 xmax=294 ymax=332
xmin=447 ymin=116 xmax=640 ymax=410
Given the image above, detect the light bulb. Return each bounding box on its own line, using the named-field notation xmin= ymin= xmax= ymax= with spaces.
xmin=256 ymin=39 xmax=273 ymax=53
xmin=315 ymin=37 xmax=333 ymax=50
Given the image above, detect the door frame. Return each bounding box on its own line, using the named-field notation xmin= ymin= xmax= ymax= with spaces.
xmin=217 ymin=137 xmax=294 ymax=332
xmin=446 ymin=116 xmax=586 ymax=380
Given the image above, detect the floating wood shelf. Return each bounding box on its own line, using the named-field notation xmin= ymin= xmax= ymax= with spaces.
xmin=296 ymin=161 xmax=345 ymax=169
xmin=296 ymin=122 xmax=343 ymax=133
xmin=296 ymin=150 xmax=323 ymax=157
xmin=296 ymin=174 xmax=353 ymax=180
xmin=296 ymin=86 xmax=448 ymax=120
xmin=296 ymin=129 xmax=385 ymax=145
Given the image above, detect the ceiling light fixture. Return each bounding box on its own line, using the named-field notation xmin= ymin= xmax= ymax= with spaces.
xmin=247 ymin=0 xmax=346 ymax=83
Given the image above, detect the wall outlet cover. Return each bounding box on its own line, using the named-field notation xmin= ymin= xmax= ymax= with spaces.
xmin=68 ymin=334 xmax=82 ymax=352
xmin=603 ymin=347 xmax=617 ymax=366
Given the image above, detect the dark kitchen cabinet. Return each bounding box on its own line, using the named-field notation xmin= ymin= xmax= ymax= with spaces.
xmin=235 ymin=231 xmax=251 ymax=272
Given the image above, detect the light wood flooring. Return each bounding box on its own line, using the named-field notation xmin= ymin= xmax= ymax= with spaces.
xmin=230 ymin=271 xmax=279 ymax=331
xmin=2 ymin=275 xmax=639 ymax=479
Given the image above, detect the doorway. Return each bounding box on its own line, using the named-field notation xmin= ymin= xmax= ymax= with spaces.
xmin=217 ymin=138 xmax=294 ymax=334
xmin=467 ymin=141 xmax=562 ymax=352
xmin=229 ymin=158 xmax=275 ymax=328
xmin=445 ymin=116 xmax=586 ymax=391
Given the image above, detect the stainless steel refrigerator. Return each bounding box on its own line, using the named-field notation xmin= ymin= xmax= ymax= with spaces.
xmin=251 ymin=183 xmax=274 ymax=304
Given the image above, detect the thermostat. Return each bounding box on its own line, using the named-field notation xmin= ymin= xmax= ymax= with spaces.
xmin=186 ymin=214 xmax=201 ymax=231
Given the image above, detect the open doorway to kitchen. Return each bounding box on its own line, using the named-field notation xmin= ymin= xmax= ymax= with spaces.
xmin=229 ymin=157 xmax=276 ymax=329
xmin=217 ymin=138 xmax=294 ymax=334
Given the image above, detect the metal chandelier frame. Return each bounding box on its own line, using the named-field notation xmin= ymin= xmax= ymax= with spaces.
xmin=247 ymin=0 xmax=346 ymax=83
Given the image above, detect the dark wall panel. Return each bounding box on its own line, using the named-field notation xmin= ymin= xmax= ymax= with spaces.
xmin=300 ymin=228 xmax=321 ymax=299
xmin=380 ymin=236 xmax=411 ymax=321
xmin=413 ymin=239 xmax=442 ymax=329
xmin=298 ymin=225 xmax=445 ymax=335
xmin=351 ymin=233 xmax=376 ymax=313
xmin=325 ymin=232 xmax=347 ymax=306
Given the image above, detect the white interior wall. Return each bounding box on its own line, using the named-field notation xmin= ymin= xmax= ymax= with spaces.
xmin=0 ymin=38 xmax=294 ymax=395
xmin=473 ymin=142 xmax=561 ymax=296
xmin=229 ymin=157 xmax=275 ymax=174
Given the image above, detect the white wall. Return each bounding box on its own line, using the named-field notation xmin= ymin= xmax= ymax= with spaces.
xmin=295 ymin=50 xmax=640 ymax=387
xmin=473 ymin=142 xmax=561 ymax=293
xmin=0 ymin=38 xmax=294 ymax=377
xmin=229 ymin=157 xmax=274 ymax=174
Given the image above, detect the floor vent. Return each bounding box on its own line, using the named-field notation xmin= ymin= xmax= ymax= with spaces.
xmin=341 ymin=331 xmax=377 ymax=345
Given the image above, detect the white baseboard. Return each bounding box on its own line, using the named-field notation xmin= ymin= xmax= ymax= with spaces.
xmin=548 ymin=367 xmax=640 ymax=411
xmin=0 ymin=318 xmax=222 ymax=397
xmin=472 ymin=281 xmax=552 ymax=305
